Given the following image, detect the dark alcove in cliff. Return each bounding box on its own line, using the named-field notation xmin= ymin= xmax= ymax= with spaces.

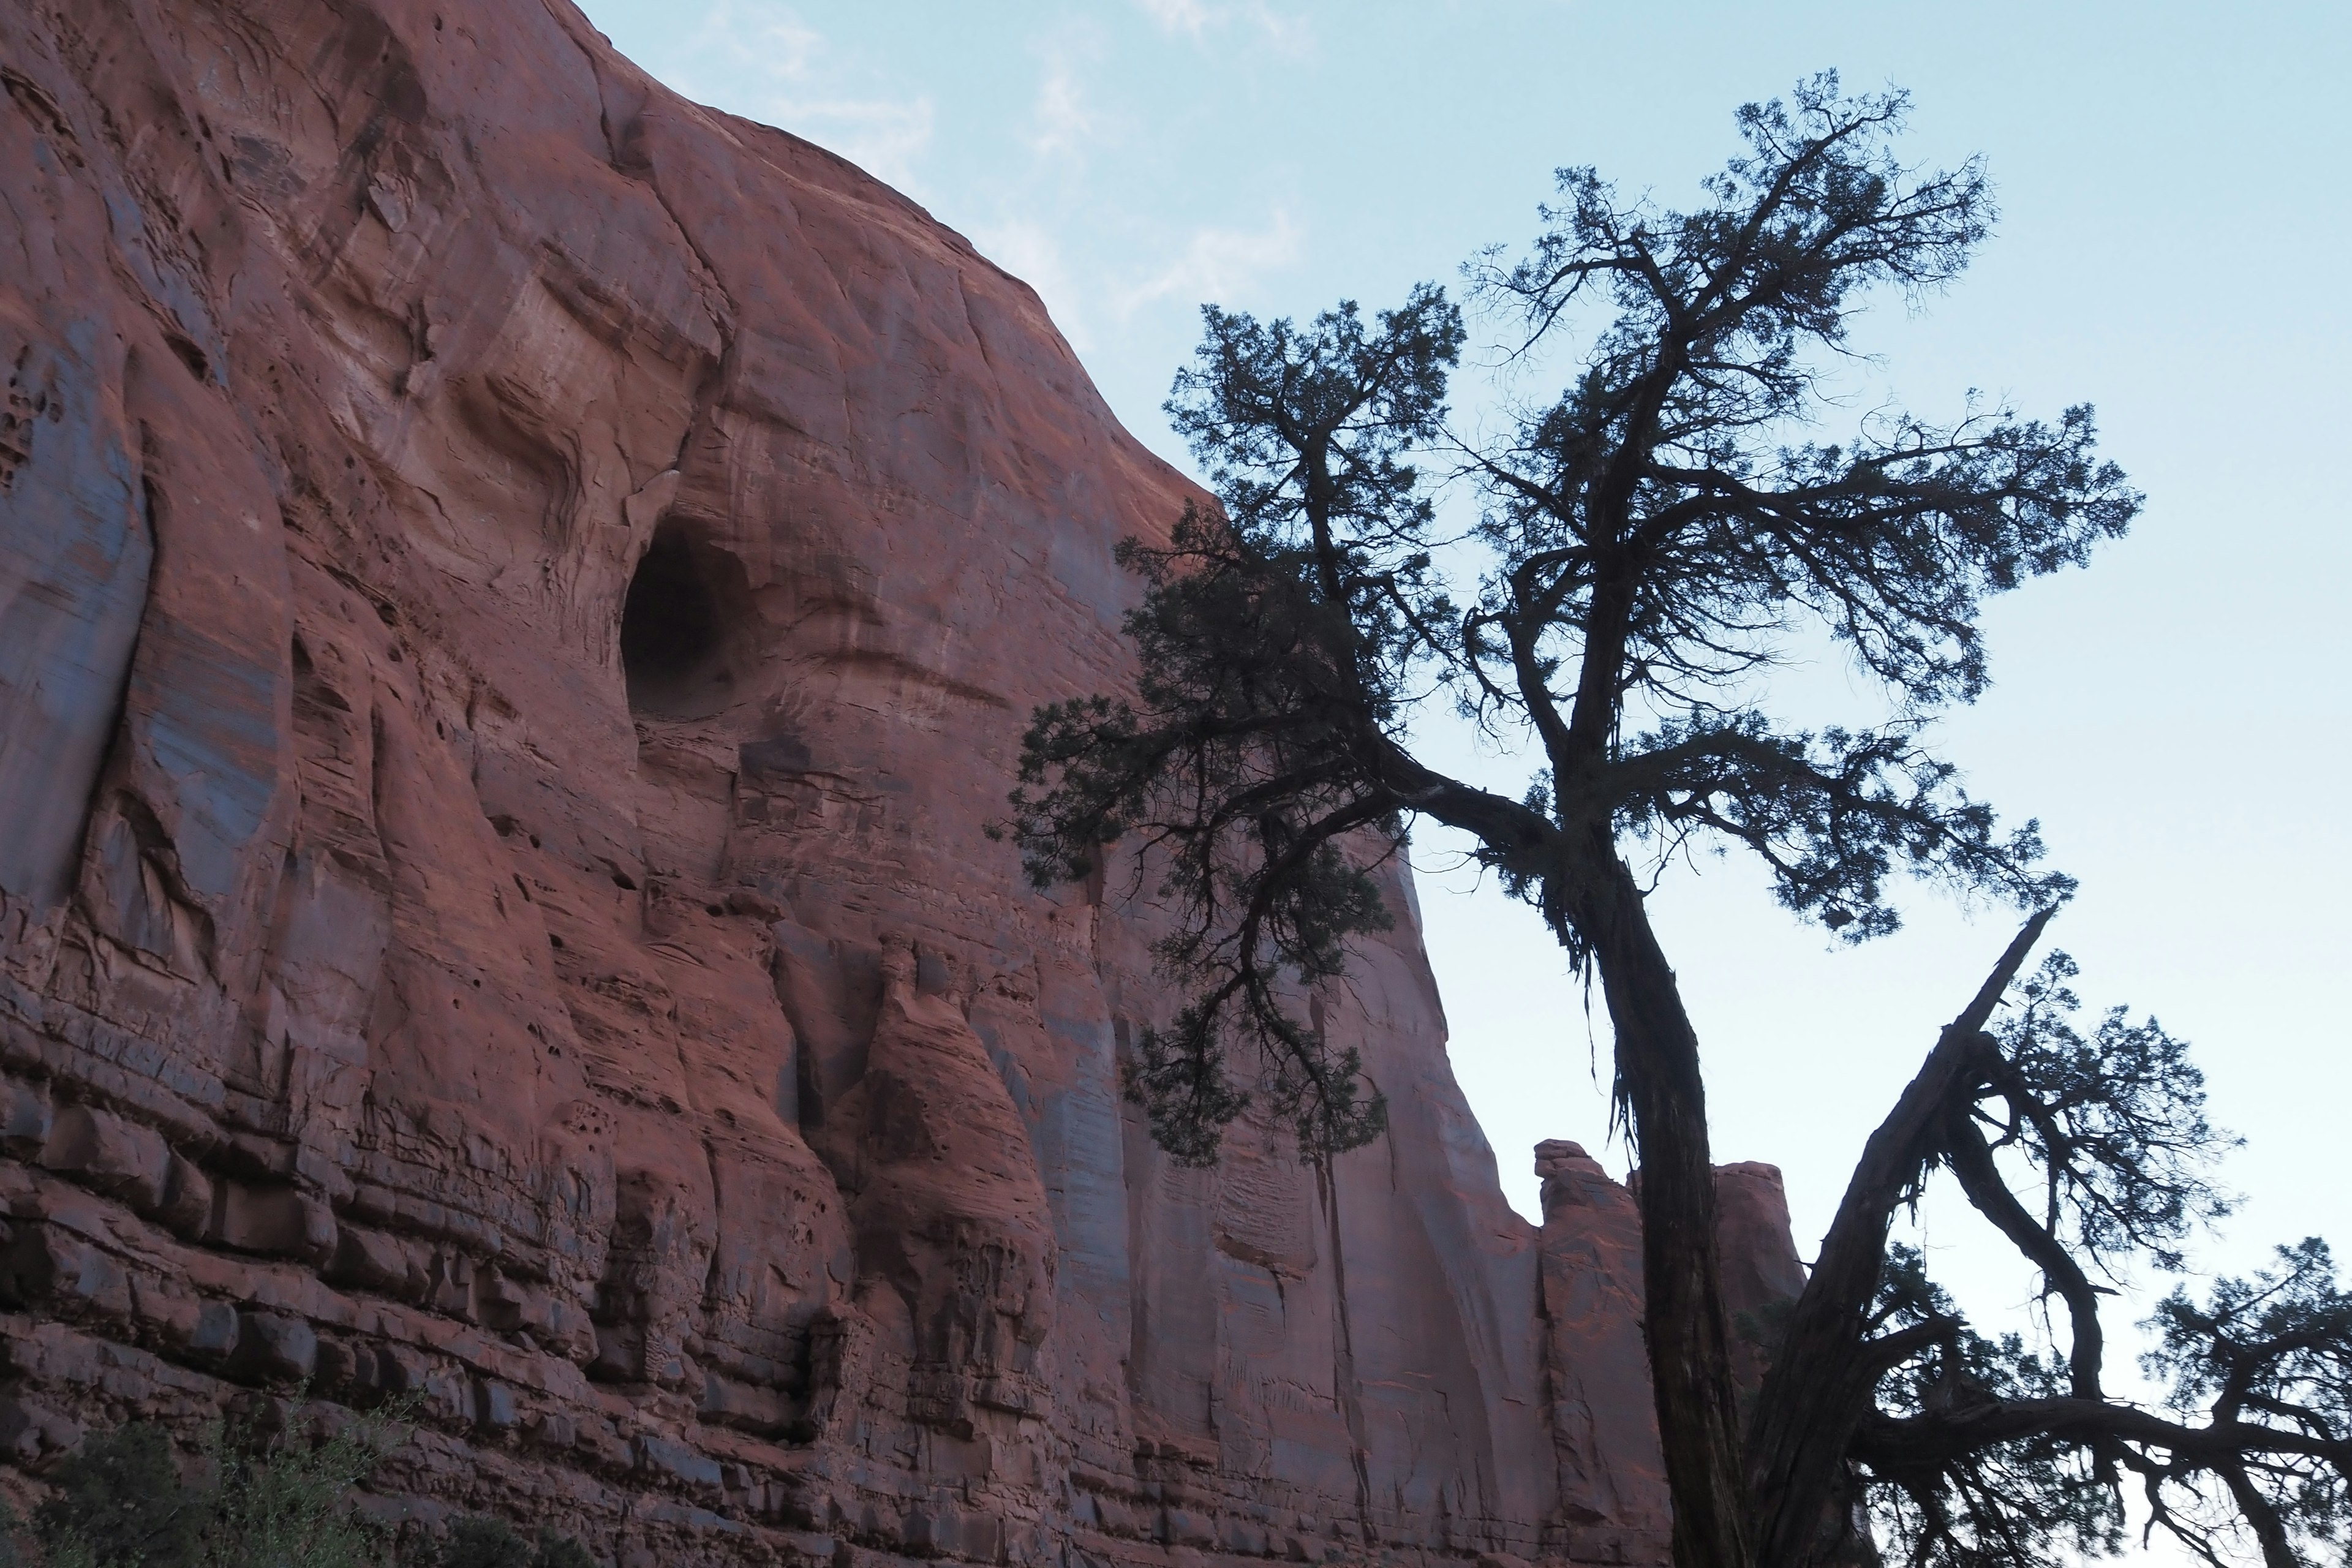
xmin=620 ymin=524 xmax=753 ymax=718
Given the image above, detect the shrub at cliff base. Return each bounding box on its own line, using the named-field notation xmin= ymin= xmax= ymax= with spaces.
xmin=0 ymin=1406 xmax=594 ymax=1568
xmin=431 ymin=1518 xmax=595 ymax=1568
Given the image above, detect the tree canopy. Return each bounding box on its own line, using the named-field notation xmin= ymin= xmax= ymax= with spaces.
xmin=1006 ymin=72 xmax=2352 ymax=1568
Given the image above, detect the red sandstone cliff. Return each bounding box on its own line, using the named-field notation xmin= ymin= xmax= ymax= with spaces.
xmin=0 ymin=1 xmax=1800 ymax=1562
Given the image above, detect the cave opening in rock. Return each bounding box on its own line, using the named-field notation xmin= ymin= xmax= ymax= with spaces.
xmin=619 ymin=524 xmax=750 ymax=718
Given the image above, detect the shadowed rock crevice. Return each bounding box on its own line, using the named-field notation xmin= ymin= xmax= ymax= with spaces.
xmin=620 ymin=523 xmax=753 ymax=719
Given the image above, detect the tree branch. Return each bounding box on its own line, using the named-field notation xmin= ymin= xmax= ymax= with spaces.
xmin=1747 ymin=909 xmax=2056 ymax=1568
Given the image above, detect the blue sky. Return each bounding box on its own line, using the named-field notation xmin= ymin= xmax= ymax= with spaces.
xmin=578 ymin=0 xmax=2352 ymax=1436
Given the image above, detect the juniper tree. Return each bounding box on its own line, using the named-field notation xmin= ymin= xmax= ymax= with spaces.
xmin=1006 ymin=74 xmax=2352 ymax=1568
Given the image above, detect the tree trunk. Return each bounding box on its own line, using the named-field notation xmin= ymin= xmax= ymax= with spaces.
xmin=1569 ymin=849 xmax=1754 ymax=1568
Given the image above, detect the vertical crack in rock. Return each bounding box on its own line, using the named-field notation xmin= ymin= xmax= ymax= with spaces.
xmin=1318 ymin=1156 xmax=1378 ymax=1532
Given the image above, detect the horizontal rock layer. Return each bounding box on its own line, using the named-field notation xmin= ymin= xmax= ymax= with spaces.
xmin=0 ymin=0 xmax=1800 ymax=1562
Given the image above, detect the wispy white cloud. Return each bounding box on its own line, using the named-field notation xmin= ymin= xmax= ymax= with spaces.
xmin=660 ymin=1 xmax=935 ymax=191
xmin=1029 ymin=58 xmax=1092 ymax=158
xmin=784 ymin=97 xmax=935 ymax=189
xmin=710 ymin=2 xmax=821 ymax=75
xmin=1131 ymin=0 xmax=1313 ymax=54
xmin=1240 ymin=2 xmax=1314 ymax=56
xmin=1118 ymin=209 xmax=1303 ymax=316
xmin=1134 ymin=0 xmax=1211 ymax=35
xmin=1023 ymin=16 xmax=1118 ymax=162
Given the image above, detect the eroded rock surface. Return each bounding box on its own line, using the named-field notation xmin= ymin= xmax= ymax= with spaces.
xmin=0 ymin=0 xmax=1798 ymax=1561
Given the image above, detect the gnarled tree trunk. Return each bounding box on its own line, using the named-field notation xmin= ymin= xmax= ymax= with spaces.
xmin=1570 ymin=848 xmax=1756 ymax=1568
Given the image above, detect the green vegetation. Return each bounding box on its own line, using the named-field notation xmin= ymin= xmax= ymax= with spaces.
xmin=430 ymin=1517 xmax=597 ymax=1568
xmin=0 ymin=1406 xmax=596 ymax=1568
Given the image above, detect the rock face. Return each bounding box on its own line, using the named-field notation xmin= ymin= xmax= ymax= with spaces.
xmin=0 ymin=0 xmax=1801 ymax=1562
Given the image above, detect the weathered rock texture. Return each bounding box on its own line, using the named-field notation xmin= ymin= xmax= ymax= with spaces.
xmin=0 ymin=0 xmax=1801 ymax=1562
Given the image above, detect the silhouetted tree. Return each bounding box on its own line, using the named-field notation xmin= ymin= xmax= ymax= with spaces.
xmin=1005 ymin=74 xmax=2352 ymax=1568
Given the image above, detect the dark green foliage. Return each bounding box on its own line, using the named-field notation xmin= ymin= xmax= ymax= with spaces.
xmin=1861 ymin=1246 xmax=2122 ymax=1568
xmin=437 ymin=1517 xmax=532 ymax=1568
xmin=0 ymin=1406 xmax=595 ymax=1568
xmin=435 ymin=1517 xmax=597 ymax=1568
xmin=198 ymin=1403 xmax=400 ymax=1568
xmin=1006 ymin=285 xmax=1466 ymax=1163
xmin=1853 ymin=1234 xmax=2352 ymax=1568
xmin=1459 ymin=73 xmax=2123 ymax=954
xmin=2142 ymin=1242 xmax=2352 ymax=1564
xmin=1826 ymin=968 xmax=2192 ymax=1568
xmin=1793 ymin=952 xmax=2352 ymax=1568
xmin=1 ymin=1402 xmax=401 ymax=1567
xmin=530 ymin=1536 xmax=597 ymax=1568
xmin=1991 ymin=952 xmax=2234 ymax=1275
xmin=29 ymin=1423 xmax=201 ymax=1566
